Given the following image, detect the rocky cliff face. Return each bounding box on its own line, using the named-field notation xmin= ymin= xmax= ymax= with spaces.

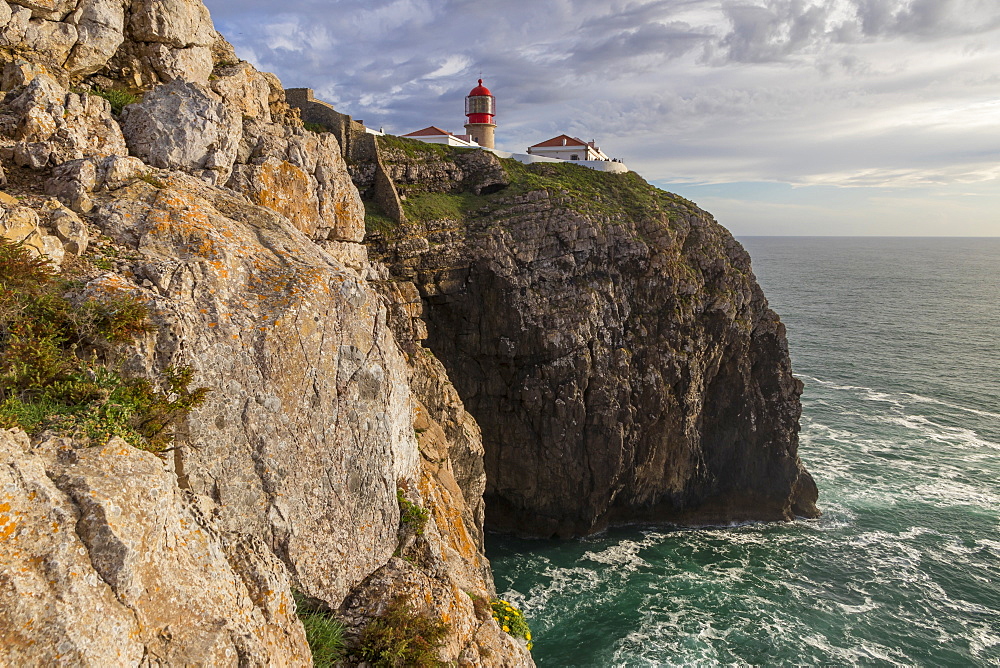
xmin=367 ymin=143 xmax=819 ymax=538
xmin=0 ymin=0 xmax=531 ymax=664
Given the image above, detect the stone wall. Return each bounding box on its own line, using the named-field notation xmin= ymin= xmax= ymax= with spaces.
xmin=285 ymin=87 xmax=404 ymax=223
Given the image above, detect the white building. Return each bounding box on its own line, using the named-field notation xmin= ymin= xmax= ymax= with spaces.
xmin=527 ymin=135 xmax=612 ymax=162
xmin=402 ymin=126 xmax=480 ymax=148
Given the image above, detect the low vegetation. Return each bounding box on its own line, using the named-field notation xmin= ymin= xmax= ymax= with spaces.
xmin=363 ymin=201 xmax=398 ymax=235
xmin=376 ymin=133 xmax=698 ymax=226
xmin=399 ymin=191 xmax=489 ymax=222
xmin=378 ymin=134 xmax=473 ymax=160
xmin=491 ymin=598 xmax=533 ymax=650
xmin=303 ymin=121 xmax=330 ymax=134
xmin=397 ymin=487 xmax=430 ymax=536
xmin=293 ymin=591 xmax=346 ymax=667
xmin=500 ymin=158 xmax=697 ymax=221
xmin=89 ymin=87 xmax=141 ymax=115
xmin=0 ymin=239 xmax=207 ymax=452
xmin=357 ymin=595 xmax=449 ymax=667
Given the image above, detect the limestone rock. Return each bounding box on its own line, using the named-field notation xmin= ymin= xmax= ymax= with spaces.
xmin=230 ymin=118 xmax=363 ymax=242
xmin=0 ymin=5 xmax=31 ymax=50
xmin=101 ymin=152 xmax=145 ymax=188
xmin=128 ymin=0 xmax=215 ymax=48
xmin=1 ymin=74 xmax=128 ymax=165
xmin=0 ymin=429 xmax=311 ymax=665
xmin=137 ymin=39 xmax=212 ymax=83
xmin=22 ymin=18 xmax=77 ymax=63
xmin=45 ymin=199 xmax=88 ymax=253
xmin=0 ymin=198 xmax=39 ymax=241
xmin=376 ymin=142 xmax=509 ymax=196
xmin=120 ymin=79 xmax=240 ymax=184
xmin=92 ymin=171 xmax=419 ymax=606
xmin=7 ymin=0 xmax=77 ymax=21
xmin=65 ymin=0 xmax=130 ymax=76
xmin=210 ymin=61 xmax=271 ymax=122
xmin=0 ymin=58 xmax=49 ymax=90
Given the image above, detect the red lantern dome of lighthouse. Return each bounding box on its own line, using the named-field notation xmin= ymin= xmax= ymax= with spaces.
xmin=465 ymin=79 xmax=495 ymax=126
xmin=469 ymin=79 xmax=492 ymax=97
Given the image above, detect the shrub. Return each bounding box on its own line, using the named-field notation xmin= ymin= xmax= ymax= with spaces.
xmin=491 ymin=598 xmax=533 ymax=651
xmin=303 ymin=121 xmax=330 ymax=134
xmin=397 ymin=488 xmax=429 ymax=535
xmin=357 ymin=596 xmax=449 ymax=667
xmin=0 ymin=238 xmax=207 ymax=451
xmin=293 ymin=590 xmax=346 ymax=667
xmin=90 ymin=87 xmax=141 ymax=115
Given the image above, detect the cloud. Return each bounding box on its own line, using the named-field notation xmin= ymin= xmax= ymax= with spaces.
xmin=201 ymin=0 xmax=1000 ymax=234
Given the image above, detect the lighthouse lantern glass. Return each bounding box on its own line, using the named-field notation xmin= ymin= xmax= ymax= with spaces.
xmin=466 ymin=95 xmax=494 ymax=116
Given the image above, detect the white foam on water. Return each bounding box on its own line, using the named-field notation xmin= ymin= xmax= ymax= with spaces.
xmin=969 ymin=624 xmax=1000 ymax=661
xmin=902 ymin=392 xmax=1000 ymax=420
xmin=914 ymin=480 xmax=1000 ymax=506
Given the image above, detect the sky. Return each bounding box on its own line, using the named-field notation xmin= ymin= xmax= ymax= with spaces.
xmin=202 ymin=0 xmax=1000 ymax=236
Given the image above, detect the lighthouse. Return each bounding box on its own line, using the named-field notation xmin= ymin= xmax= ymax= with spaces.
xmin=464 ymin=79 xmax=496 ymax=149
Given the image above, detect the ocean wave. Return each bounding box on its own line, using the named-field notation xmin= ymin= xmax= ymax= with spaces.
xmin=902 ymin=392 xmax=1000 ymax=420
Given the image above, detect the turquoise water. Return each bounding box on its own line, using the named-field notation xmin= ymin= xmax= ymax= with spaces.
xmin=488 ymin=237 xmax=1000 ymax=667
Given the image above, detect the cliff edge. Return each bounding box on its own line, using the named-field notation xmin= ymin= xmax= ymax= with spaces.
xmin=365 ymin=139 xmax=819 ymax=538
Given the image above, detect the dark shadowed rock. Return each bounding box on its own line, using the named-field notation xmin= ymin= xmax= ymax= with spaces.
xmin=367 ymin=147 xmax=820 ymax=538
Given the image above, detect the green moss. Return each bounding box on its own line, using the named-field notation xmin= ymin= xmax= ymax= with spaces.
xmin=357 ymin=596 xmax=449 ymax=667
xmin=0 ymin=238 xmax=208 ymax=452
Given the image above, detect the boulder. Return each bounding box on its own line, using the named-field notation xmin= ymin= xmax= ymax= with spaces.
xmin=3 ymin=74 xmax=127 ymax=165
xmin=0 ymin=5 xmax=31 ymax=49
xmin=65 ymin=0 xmax=130 ymax=76
xmin=7 ymin=0 xmax=77 ymax=21
xmin=128 ymin=0 xmax=216 ymax=48
xmin=120 ymin=79 xmax=240 ymax=184
xmin=45 ymin=199 xmax=88 ymax=253
xmin=230 ymin=119 xmax=363 ymax=242
xmin=0 ymin=429 xmax=311 ymax=665
xmin=210 ymin=61 xmax=271 ymax=122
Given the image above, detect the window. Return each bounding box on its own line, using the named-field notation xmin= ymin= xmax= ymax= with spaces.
xmin=570 ymin=154 xmax=579 ymax=160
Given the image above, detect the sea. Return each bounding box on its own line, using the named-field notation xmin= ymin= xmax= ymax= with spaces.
xmin=487 ymin=237 xmax=1000 ymax=667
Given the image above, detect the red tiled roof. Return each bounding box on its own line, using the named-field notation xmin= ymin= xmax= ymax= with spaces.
xmin=529 ymin=134 xmax=588 ymax=148
xmin=403 ymin=126 xmax=454 ymax=137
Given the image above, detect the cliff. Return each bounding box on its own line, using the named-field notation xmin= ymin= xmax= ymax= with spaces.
xmin=0 ymin=0 xmax=816 ymax=663
xmin=365 ymin=139 xmax=819 ymax=538
xmin=0 ymin=0 xmax=529 ymax=664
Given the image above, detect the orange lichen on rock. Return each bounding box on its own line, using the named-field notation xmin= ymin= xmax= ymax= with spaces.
xmin=247 ymin=159 xmax=321 ymax=237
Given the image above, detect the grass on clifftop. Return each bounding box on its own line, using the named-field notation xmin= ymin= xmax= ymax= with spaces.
xmin=0 ymin=239 xmax=207 ymax=451
xmin=379 ymin=134 xmax=477 ymax=160
xmin=375 ymin=134 xmax=699 ymax=225
xmin=500 ymin=159 xmax=698 ymax=221
xmin=400 ymin=191 xmax=490 ymax=222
